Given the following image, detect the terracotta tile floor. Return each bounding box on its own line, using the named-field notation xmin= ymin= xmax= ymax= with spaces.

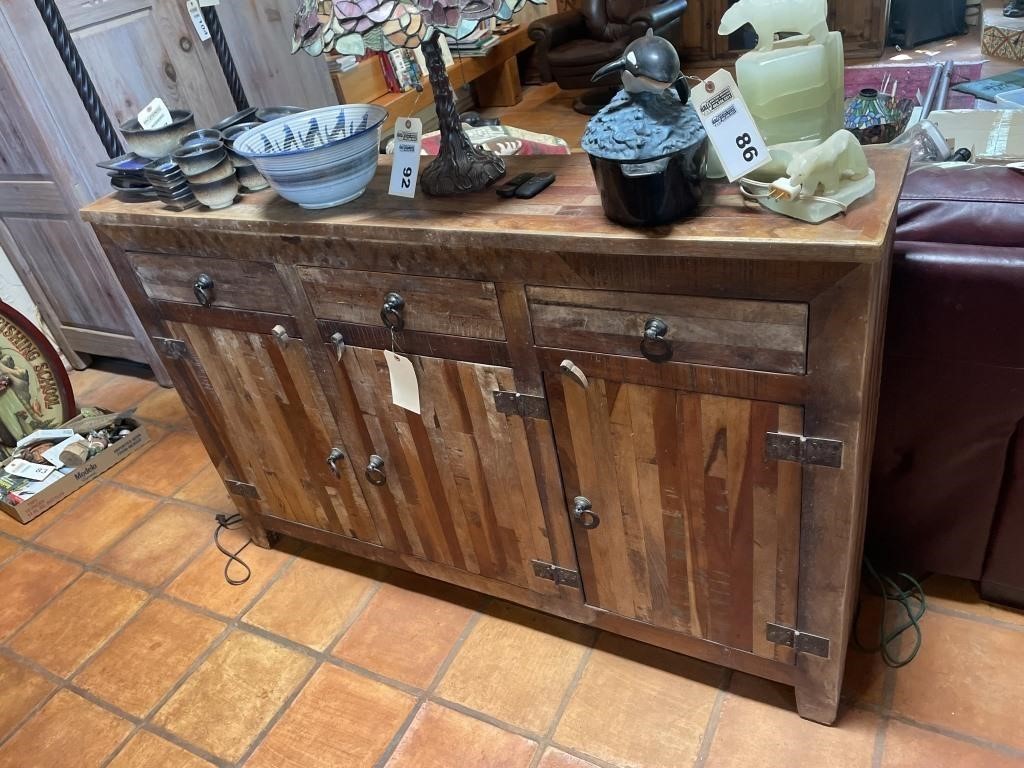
xmin=0 ymin=363 xmax=1023 ymax=767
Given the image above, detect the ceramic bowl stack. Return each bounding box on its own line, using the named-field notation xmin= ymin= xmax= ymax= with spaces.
xmin=119 ymin=110 xmax=196 ymax=159
xmin=223 ymin=123 xmax=269 ymax=192
xmin=233 ymin=104 xmax=387 ymax=209
xmin=98 ymin=154 xmax=156 ymax=201
xmin=171 ymin=139 xmax=239 ymax=210
xmin=142 ymin=156 xmax=198 ymax=210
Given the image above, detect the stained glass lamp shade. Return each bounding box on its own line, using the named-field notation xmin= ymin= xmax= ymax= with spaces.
xmin=293 ymin=0 xmax=543 ymax=195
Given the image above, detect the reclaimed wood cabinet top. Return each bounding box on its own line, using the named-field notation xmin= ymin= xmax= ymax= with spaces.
xmin=82 ymin=147 xmax=908 ymax=263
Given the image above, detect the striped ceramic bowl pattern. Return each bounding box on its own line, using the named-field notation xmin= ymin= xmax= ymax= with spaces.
xmin=233 ymin=105 xmax=387 ymax=209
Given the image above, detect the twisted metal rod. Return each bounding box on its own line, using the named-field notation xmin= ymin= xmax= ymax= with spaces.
xmin=33 ymin=0 xmax=124 ymax=158
xmin=202 ymin=6 xmax=249 ymax=111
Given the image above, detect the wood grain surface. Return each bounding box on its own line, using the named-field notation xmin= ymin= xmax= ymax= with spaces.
xmin=528 ymin=286 xmax=808 ymax=374
xmin=329 ymin=346 xmax=559 ymax=596
xmin=82 ymin=149 xmax=909 ymax=263
xmin=547 ymin=372 xmax=801 ymax=660
xmin=170 ymin=322 xmax=380 ymax=543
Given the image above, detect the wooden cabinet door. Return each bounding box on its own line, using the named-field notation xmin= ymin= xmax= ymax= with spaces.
xmin=546 ymin=371 xmax=803 ymax=661
xmin=330 ymin=346 xmax=563 ymax=596
xmin=168 ymin=321 xmax=380 ymax=544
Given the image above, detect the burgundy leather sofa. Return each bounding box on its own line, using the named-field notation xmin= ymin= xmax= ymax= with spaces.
xmin=867 ymin=163 xmax=1024 ymax=608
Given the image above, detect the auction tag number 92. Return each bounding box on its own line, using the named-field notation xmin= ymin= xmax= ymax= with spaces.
xmin=692 ymin=70 xmax=770 ymax=183
xmin=389 ymin=118 xmax=423 ymax=198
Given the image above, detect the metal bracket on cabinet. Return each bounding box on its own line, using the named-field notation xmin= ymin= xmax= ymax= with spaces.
xmin=765 ymin=623 xmax=830 ymax=658
xmin=765 ymin=432 xmax=843 ymax=468
xmin=531 ymin=559 xmax=581 ymax=588
xmin=225 ymin=480 xmax=260 ymax=500
xmin=493 ymin=390 xmax=550 ymax=420
xmin=152 ymin=337 xmax=189 ymax=360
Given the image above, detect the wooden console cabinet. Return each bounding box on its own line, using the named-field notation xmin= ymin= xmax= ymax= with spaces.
xmin=82 ymin=148 xmax=907 ymax=724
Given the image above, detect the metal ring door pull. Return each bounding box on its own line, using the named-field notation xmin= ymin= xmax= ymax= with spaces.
xmin=640 ymin=317 xmax=673 ymax=363
xmin=380 ymin=292 xmax=405 ymax=331
xmin=326 ymin=447 xmax=345 ymax=478
xmin=573 ymin=496 xmax=600 ymax=529
xmin=193 ymin=274 xmax=215 ymax=307
xmin=366 ymin=454 xmax=387 ymax=485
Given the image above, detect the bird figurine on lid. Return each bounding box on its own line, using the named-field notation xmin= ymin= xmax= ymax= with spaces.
xmin=582 ymin=31 xmax=708 ymax=227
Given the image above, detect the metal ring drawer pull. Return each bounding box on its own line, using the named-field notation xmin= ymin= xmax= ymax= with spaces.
xmin=380 ymin=292 xmax=405 ymax=332
xmin=366 ymin=454 xmax=387 ymax=485
xmin=193 ymin=274 xmax=215 ymax=307
xmin=573 ymin=496 xmax=600 ymax=529
xmin=326 ymin=447 xmax=345 ymax=478
xmin=640 ymin=317 xmax=673 ymax=363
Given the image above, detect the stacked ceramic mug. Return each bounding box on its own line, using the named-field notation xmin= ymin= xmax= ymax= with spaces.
xmin=171 ymin=130 xmax=240 ymax=210
xmin=222 ymin=123 xmax=270 ymax=193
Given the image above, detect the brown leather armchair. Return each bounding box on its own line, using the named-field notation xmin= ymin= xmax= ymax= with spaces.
xmin=528 ymin=0 xmax=687 ymax=92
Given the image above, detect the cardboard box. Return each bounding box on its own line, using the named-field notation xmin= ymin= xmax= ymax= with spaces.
xmin=929 ymin=109 xmax=1024 ymax=164
xmin=0 ymin=423 xmax=151 ymax=525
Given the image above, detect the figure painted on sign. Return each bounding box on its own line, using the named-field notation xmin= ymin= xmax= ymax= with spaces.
xmin=0 ymin=350 xmax=53 ymax=438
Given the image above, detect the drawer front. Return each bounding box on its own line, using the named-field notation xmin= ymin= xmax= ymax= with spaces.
xmin=527 ymin=286 xmax=808 ymax=374
xmin=299 ymin=267 xmax=506 ymax=341
xmin=130 ymin=252 xmax=291 ymax=315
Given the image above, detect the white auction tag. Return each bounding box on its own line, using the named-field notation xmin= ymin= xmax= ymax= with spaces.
xmin=137 ymin=97 xmax=173 ymax=130
xmin=388 ymin=118 xmax=422 ymax=198
xmin=198 ymin=0 xmax=219 ymax=6
xmin=6 ymin=458 xmax=55 ymax=482
xmin=692 ymin=70 xmax=770 ymax=182
xmin=386 ymin=351 xmax=420 ymax=414
xmin=186 ymin=0 xmax=212 ymax=41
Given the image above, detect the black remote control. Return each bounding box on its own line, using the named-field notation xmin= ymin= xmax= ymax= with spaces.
xmin=495 ymin=173 xmax=535 ymax=198
xmin=514 ymin=172 xmax=555 ymax=199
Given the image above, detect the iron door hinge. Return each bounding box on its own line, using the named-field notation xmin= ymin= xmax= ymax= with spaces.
xmin=765 ymin=623 xmax=830 ymax=658
xmin=152 ymin=336 xmax=189 ymax=360
xmin=493 ymin=390 xmax=550 ymax=420
xmin=765 ymin=432 xmax=843 ymax=468
xmin=225 ymin=480 xmax=260 ymax=500
xmin=531 ymin=559 xmax=580 ymax=588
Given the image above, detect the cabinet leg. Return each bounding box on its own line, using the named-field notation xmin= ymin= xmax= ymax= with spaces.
xmin=794 ymin=680 xmax=840 ymax=725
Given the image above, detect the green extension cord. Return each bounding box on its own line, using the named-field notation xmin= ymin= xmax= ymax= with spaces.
xmin=853 ymin=558 xmax=926 ymax=668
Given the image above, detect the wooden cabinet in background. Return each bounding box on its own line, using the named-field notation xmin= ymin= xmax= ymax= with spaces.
xmin=84 ymin=148 xmax=908 ymax=724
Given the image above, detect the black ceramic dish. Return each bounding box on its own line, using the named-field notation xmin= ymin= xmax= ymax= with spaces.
xmin=119 ymin=110 xmax=195 ymax=160
xmin=255 ymin=106 xmax=305 ymax=123
xmin=172 ymin=141 xmax=228 ymax=177
xmin=181 ymin=128 xmax=223 ymax=147
xmin=212 ymin=107 xmax=258 ymax=132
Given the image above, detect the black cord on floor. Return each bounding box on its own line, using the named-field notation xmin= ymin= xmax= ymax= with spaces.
xmin=853 ymin=557 xmax=926 ymax=668
xmin=214 ymin=513 xmax=252 ymax=586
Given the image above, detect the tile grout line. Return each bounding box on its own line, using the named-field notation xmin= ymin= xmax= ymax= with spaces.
xmin=526 ymin=632 xmax=597 ymax=768
xmin=692 ymin=668 xmax=732 ymax=767
xmin=231 ymin=579 xmax=385 ymax=767
xmin=372 ymin=604 xmax=488 ymax=768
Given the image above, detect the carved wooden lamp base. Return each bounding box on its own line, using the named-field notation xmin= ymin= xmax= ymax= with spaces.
xmin=420 ymin=33 xmax=507 ymax=196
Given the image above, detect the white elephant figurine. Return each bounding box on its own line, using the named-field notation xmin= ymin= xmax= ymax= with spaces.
xmin=769 ymin=130 xmax=869 ymax=200
xmin=718 ymin=0 xmax=829 ymax=51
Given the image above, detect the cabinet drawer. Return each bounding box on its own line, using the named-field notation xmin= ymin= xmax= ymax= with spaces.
xmin=527 ymin=286 xmax=808 ymax=375
xmin=129 ymin=252 xmax=291 ymax=314
xmin=298 ymin=267 xmax=506 ymax=341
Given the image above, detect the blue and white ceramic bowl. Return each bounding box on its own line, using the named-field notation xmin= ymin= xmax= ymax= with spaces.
xmin=233 ymin=105 xmax=387 ymax=209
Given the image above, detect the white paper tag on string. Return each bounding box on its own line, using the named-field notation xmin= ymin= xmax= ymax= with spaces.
xmin=388 ymin=118 xmax=422 ymax=198
xmin=186 ymin=0 xmax=212 ymax=41
xmin=386 ymin=351 xmax=420 ymax=413
xmin=137 ymin=98 xmax=173 ymax=130
xmin=691 ymin=70 xmax=770 ymax=182
xmin=6 ymin=458 xmax=55 ymax=482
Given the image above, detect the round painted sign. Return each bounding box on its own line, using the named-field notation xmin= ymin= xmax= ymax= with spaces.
xmin=0 ymin=302 xmax=76 ymax=452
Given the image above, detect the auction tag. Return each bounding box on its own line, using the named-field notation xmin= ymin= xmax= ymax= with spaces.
xmin=6 ymin=458 xmax=55 ymax=482
xmin=137 ymin=97 xmax=173 ymax=130
xmin=186 ymin=0 xmax=212 ymax=41
xmin=198 ymin=0 xmax=219 ymax=6
xmin=692 ymin=70 xmax=770 ymax=182
xmin=386 ymin=351 xmax=420 ymax=413
xmin=388 ymin=118 xmax=422 ymax=198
